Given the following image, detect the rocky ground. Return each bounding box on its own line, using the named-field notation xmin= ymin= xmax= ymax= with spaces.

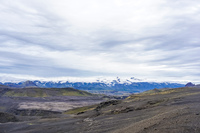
xmin=0 ymin=86 xmax=200 ymax=133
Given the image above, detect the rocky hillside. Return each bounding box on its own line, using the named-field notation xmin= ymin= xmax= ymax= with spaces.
xmin=1 ymin=86 xmax=200 ymax=133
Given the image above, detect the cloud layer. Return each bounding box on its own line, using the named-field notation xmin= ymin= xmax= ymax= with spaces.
xmin=0 ymin=0 xmax=200 ymax=83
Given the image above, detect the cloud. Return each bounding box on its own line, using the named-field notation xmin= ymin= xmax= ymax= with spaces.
xmin=0 ymin=0 xmax=200 ymax=83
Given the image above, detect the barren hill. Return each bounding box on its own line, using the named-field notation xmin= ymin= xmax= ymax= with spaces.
xmin=0 ymin=86 xmax=200 ymax=133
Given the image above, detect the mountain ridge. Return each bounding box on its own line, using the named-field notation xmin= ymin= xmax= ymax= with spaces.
xmin=0 ymin=77 xmax=184 ymax=96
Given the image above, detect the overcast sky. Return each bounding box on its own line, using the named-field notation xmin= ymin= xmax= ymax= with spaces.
xmin=0 ymin=0 xmax=200 ymax=83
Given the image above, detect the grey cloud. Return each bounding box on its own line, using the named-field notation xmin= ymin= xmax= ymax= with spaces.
xmin=0 ymin=64 xmax=98 ymax=77
xmin=0 ymin=0 xmax=200 ymax=82
xmin=0 ymin=1 xmax=74 ymax=51
xmin=100 ymin=40 xmax=131 ymax=48
xmin=0 ymin=51 xmax=107 ymax=77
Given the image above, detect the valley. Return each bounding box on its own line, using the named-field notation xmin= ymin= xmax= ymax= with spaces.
xmin=0 ymin=84 xmax=200 ymax=133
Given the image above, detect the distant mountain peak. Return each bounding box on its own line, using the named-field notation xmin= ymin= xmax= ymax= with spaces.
xmin=130 ymin=77 xmax=142 ymax=81
xmin=185 ymin=82 xmax=195 ymax=87
xmin=22 ymin=80 xmax=38 ymax=88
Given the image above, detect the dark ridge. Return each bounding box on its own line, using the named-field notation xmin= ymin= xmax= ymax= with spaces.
xmin=11 ymin=109 xmax=61 ymax=116
xmin=185 ymin=82 xmax=195 ymax=87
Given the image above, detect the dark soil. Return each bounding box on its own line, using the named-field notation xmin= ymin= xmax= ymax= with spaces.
xmin=0 ymin=87 xmax=200 ymax=133
xmin=0 ymin=112 xmax=18 ymax=123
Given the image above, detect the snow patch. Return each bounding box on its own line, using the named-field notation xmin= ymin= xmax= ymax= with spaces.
xmin=0 ymin=73 xmax=190 ymax=84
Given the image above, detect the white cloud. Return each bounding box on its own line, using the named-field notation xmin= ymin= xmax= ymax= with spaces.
xmin=0 ymin=0 xmax=200 ymax=82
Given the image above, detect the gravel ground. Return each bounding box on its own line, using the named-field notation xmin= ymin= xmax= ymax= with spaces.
xmin=0 ymin=87 xmax=200 ymax=133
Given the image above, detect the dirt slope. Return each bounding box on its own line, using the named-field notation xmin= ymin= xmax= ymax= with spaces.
xmin=0 ymin=86 xmax=200 ymax=133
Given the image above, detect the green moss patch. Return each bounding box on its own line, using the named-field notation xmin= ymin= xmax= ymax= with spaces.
xmin=3 ymin=87 xmax=93 ymax=97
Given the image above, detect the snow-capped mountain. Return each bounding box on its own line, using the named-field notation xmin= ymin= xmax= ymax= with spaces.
xmin=0 ymin=76 xmax=184 ymax=96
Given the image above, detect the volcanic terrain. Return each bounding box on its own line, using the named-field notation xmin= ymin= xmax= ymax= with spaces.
xmin=0 ymin=85 xmax=200 ymax=133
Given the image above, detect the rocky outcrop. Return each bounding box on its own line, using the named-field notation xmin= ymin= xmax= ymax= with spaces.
xmin=0 ymin=112 xmax=18 ymax=123
xmin=95 ymin=100 xmax=120 ymax=112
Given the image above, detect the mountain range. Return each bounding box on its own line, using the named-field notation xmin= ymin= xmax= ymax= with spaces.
xmin=0 ymin=77 xmax=184 ymax=95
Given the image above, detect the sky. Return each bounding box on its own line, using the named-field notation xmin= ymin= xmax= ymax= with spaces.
xmin=0 ymin=0 xmax=200 ymax=83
